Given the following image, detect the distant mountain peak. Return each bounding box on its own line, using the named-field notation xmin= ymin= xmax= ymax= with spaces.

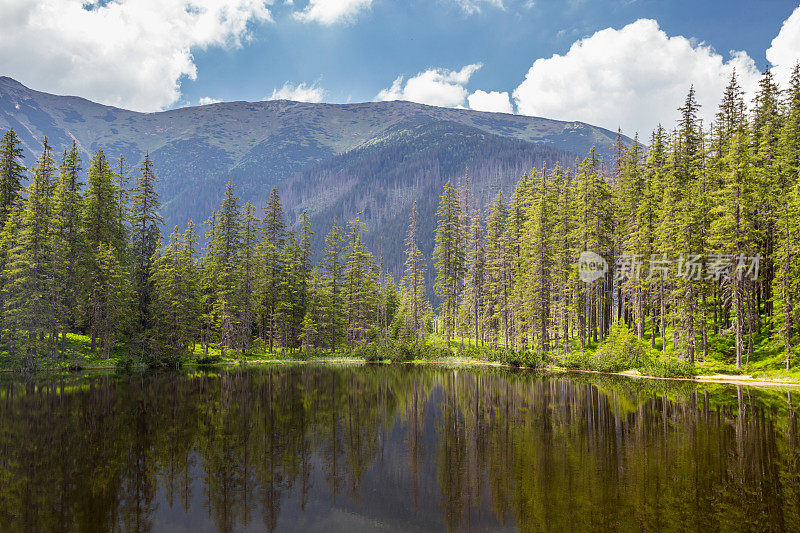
xmin=0 ymin=77 xmax=631 ymax=280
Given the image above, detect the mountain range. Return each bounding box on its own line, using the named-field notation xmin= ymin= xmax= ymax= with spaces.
xmin=0 ymin=76 xmax=629 ymax=284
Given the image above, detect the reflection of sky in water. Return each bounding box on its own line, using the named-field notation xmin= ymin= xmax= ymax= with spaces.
xmin=1 ymin=367 xmax=797 ymax=532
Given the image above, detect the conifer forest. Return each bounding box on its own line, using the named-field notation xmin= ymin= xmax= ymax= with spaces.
xmin=0 ymin=68 xmax=798 ymax=379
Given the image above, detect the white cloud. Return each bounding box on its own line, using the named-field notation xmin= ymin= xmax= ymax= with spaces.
xmin=267 ymin=81 xmax=325 ymax=102
xmin=467 ymin=90 xmax=513 ymax=113
xmin=198 ymin=96 xmax=222 ymax=105
xmin=0 ymin=0 xmax=271 ymax=112
xmin=766 ymin=6 xmax=800 ymax=89
xmin=512 ymin=19 xmax=762 ymax=136
xmin=294 ymin=0 xmax=371 ymax=25
xmin=376 ymin=64 xmax=482 ymax=108
xmin=455 ymin=0 xmax=504 ymax=14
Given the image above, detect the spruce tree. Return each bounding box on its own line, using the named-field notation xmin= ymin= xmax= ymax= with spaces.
xmin=0 ymin=129 xmax=26 ymax=350
xmin=485 ymin=192 xmax=510 ymax=348
xmin=130 ymin=153 xmax=163 ymax=341
xmin=433 ymin=179 xmax=465 ymax=347
xmin=322 ymin=219 xmax=346 ymax=352
xmin=206 ymin=180 xmax=242 ymax=358
xmin=53 ymin=142 xmax=84 ymax=356
xmin=83 ymin=149 xmax=126 ymax=353
xmin=776 ymin=63 xmax=800 ymax=368
xmin=0 ymin=129 xmax=25 ymax=223
xmin=402 ymin=201 xmax=426 ymax=344
xmin=260 ymin=187 xmax=285 ymax=352
xmin=238 ymin=202 xmax=259 ymax=352
xmin=5 ymin=138 xmax=58 ymax=366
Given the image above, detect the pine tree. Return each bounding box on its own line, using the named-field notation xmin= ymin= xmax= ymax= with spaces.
xmin=433 ymin=179 xmax=465 ymax=347
xmin=238 ymin=202 xmax=259 ymax=352
xmin=485 ymin=192 xmax=510 ymax=348
xmin=464 ymin=196 xmax=484 ymax=349
xmin=523 ymin=167 xmax=556 ymax=352
xmin=206 ymin=180 xmax=242 ymax=358
xmin=752 ymin=70 xmax=782 ymax=328
xmin=0 ymin=129 xmax=26 ymax=350
xmin=322 ymin=219 xmax=346 ymax=352
xmin=344 ymin=217 xmax=378 ymax=346
xmin=130 ymin=153 xmax=163 ymax=342
xmin=4 ymin=138 xmax=58 ymax=366
xmin=0 ymin=129 xmax=25 ymax=223
xmin=641 ymin=127 xmax=667 ymax=350
xmin=711 ymin=99 xmax=754 ymax=369
xmin=53 ymin=141 xmax=84 ymax=356
xmin=574 ymin=147 xmax=612 ymax=349
xmin=92 ymin=243 xmax=132 ymax=359
xmin=402 ymin=201 xmax=426 ymax=343
xmin=260 ymin=187 xmax=285 ymax=352
xmin=83 ymin=149 xmax=126 ymax=353
xmin=151 ymin=225 xmax=200 ymax=365
xmin=776 ymin=63 xmax=800 ymax=368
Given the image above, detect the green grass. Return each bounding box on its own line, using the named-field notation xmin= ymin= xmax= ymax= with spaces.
xmin=0 ymin=332 xmax=127 ymax=371
xmin=4 ymin=323 xmax=800 ymax=385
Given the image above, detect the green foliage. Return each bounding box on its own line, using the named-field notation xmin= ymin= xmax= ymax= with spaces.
xmin=3 ymin=65 xmax=800 ymax=380
xmin=554 ymin=325 xmax=696 ymax=378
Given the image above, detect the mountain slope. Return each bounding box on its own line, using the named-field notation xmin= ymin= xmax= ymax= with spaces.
xmin=0 ymin=76 xmax=629 ymax=283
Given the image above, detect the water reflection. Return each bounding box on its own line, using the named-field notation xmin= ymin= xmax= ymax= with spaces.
xmin=0 ymin=366 xmax=798 ymax=532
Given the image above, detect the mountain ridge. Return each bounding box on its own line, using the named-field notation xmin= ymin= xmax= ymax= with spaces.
xmin=0 ymin=76 xmax=630 ymax=284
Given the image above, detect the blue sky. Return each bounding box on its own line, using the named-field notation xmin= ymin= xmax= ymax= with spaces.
xmin=2 ymin=0 xmax=800 ymax=136
xmin=185 ymin=0 xmax=797 ymax=105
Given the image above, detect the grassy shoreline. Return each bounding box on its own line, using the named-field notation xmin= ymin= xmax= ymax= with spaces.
xmin=3 ymin=329 xmax=799 ymax=387
xmin=4 ymin=353 xmax=800 ymax=388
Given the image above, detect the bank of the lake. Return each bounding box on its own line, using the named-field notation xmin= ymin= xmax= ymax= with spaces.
xmin=4 ymin=328 xmax=800 ymax=386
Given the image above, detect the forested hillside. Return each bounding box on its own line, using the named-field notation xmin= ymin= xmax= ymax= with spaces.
xmin=0 ymin=66 xmax=798 ymax=378
xmin=0 ymin=76 xmax=625 ymax=285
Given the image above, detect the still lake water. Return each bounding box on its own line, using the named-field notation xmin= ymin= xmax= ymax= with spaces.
xmin=1 ymin=365 xmax=799 ymax=532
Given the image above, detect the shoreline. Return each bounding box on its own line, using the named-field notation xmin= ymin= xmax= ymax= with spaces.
xmin=4 ymin=357 xmax=799 ymax=388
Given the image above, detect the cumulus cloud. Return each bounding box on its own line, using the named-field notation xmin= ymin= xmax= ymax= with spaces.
xmin=198 ymin=96 xmax=222 ymax=105
xmin=267 ymin=81 xmax=325 ymax=102
xmin=376 ymin=64 xmax=482 ymax=108
xmin=512 ymin=19 xmax=762 ymax=136
xmin=294 ymin=0 xmax=372 ymax=25
xmin=467 ymin=90 xmax=513 ymax=113
xmin=766 ymin=6 xmax=800 ymax=89
xmin=0 ymin=0 xmax=271 ymax=112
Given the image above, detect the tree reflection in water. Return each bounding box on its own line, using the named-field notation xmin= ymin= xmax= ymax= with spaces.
xmin=0 ymin=366 xmax=798 ymax=532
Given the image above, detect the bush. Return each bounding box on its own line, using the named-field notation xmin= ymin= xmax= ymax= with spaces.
xmin=195 ymin=353 xmax=222 ymax=365
xmin=641 ymin=357 xmax=697 ymax=378
xmin=554 ymin=325 xmax=697 ymax=378
xmin=487 ymin=347 xmax=545 ymax=369
xmin=352 ymin=343 xmax=381 ymax=362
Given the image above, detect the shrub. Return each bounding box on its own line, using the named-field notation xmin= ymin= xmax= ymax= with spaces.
xmin=487 ymin=347 xmax=545 ymax=369
xmin=195 ymin=353 xmax=222 ymax=365
xmin=553 ymin=325 xmax=697 ymax=378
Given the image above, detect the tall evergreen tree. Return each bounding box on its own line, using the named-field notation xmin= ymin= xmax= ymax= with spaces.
xmin=130 ymin=153 xmax=163 ymax=341
xmin=0 ymin=129 xmax=25 ymax=223
xmin=322 ymin=219 xmax=346 ymax=352
xmin=433 ymin=179 xmax=465 ymax=346
xmin=53 ymin=142 xmax=84 ymax=356
xmin=4 ymin=138 xmax=58 ymax=366
xmin=83 ymin=149 xmax=127 ymax=353
xmin=206 ymin=180 xmax=242 ymax=357
xmin=260 ymin=187 xmax=286 ymax=352
xmin=402 ymin=201 xmax=426 ymax=344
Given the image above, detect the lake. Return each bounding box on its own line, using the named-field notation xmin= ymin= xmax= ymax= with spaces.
xmin=1 ymin=365 xmax=798 ymax=532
